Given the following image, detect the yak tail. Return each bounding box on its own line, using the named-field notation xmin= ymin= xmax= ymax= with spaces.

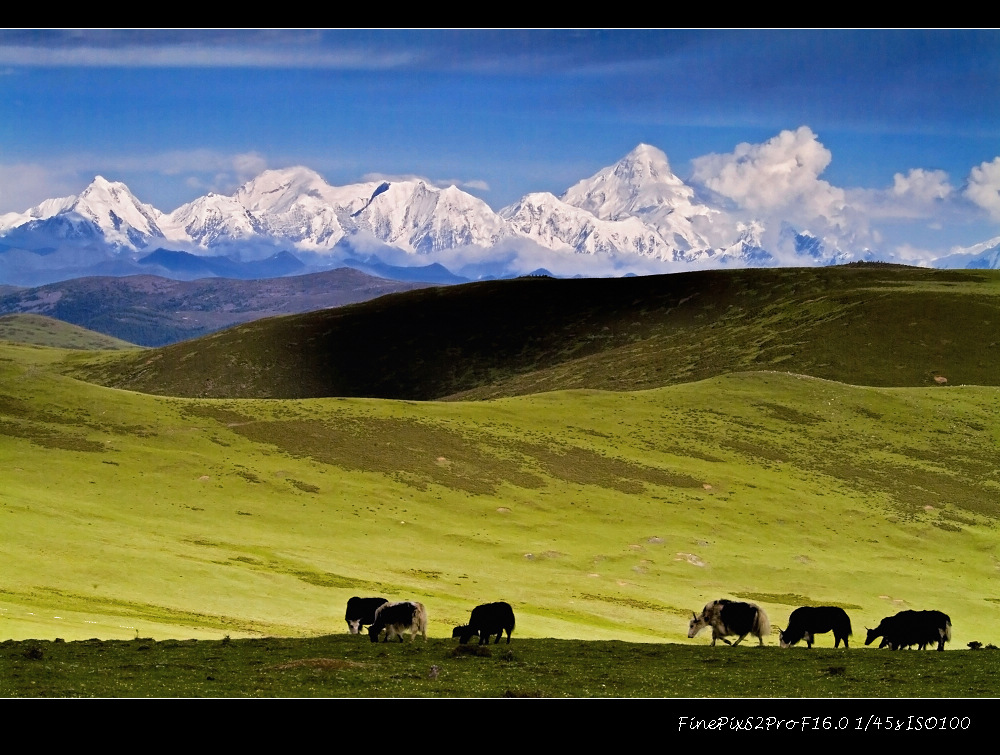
xmin=414 ymin=602 xmax=429 ymax=639
xmin=845 ymin=616 xmax=854 ymax=636
xmin=943 ymin=619 xmax=953 ymax=642
xmin=754 ymin=607 xmax=771 ymax=638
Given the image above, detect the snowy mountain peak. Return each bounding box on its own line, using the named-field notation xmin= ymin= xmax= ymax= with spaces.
xmin=78 ymin=175 xmax=149 ymax=212
xmin=563 ymin=144 xmax=695 ymax=216
xmin=162 ymin=192 xmax=266 ymax=246
xmin=619 ymin=143 xmax=675 ymax=180
xmin=67 ymin=175 xmax=165 ymax=247
xmin=233 ymin=167 xmax=334 ymax=212
xmin=79 ymin=175 xmax=140 ymax=203
xmin=351 ymin=178 xmax=508 ymax=254
xmin=560 ymin=144 xmax=716 ymax=253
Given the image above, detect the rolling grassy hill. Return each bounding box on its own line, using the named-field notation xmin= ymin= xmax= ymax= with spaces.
xmin=2 ymin=256 xmax=1000 ymax=653
xmin=0 ymin=313 xmax=136 ymax=351
xmin=59 ymin=264 xmax=1000 ymax=400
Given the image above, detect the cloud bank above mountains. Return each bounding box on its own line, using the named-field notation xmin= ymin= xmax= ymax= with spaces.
xmin=692 ymin=127 xmax=999 ymax=262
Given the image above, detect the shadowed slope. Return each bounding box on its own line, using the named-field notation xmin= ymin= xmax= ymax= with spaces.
xmin=63 ymin=265 xmax=1000 ymax=400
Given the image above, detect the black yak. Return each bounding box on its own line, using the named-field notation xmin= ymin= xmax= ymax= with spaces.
xmin=865 ymin=610 xmax=951 ymax=651
xmin=779 ymin=606 xmax=853 ymax=648
xmin=453 ymin=602 xmax=516 ymax=645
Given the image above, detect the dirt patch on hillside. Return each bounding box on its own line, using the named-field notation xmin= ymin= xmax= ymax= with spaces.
xmin=675 ymin=552 xmax=705 ymax=566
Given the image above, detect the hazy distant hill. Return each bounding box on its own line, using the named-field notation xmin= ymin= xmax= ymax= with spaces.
xmin=0 ymin=267 xmax=438 ymax=346
xmin=63 ymin=264 xmax=1000 ymax=400
xmin=136 ymin=248 xmax=306 ymax=279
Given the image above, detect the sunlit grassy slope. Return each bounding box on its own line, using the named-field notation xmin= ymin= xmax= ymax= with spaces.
xmin=2 ymin=333 xmax=999 ymax=645
xmin=60 ymin=265 xmax=1000 ymax=400
xmin=0 ymin=314 xmax=136 ymax=351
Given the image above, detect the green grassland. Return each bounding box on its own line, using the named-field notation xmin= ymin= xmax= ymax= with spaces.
xmin=3 ymin=346 xmax=999 ymax=646
xmin=4 ymin=635 xmax=1000 ymax=698
xmin=2 ymin=265 xmax=1000 ymax=697
xmin=0 ymin=314 xmax=136 ymax=351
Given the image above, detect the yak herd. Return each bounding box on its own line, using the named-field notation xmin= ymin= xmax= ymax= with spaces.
xmin=347 ymin=594 xmax=953 ymax=650
xmin=687 ymin=599 xmax=953 ymax=651
xmin=345 ymin=596 xmax=515 ymax=645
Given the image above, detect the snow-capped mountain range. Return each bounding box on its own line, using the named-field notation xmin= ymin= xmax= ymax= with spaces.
xmin=0 ymin=144 xmax=993 ymax=286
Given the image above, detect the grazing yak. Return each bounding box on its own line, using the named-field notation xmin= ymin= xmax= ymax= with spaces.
xmin=345 ymin=596 xmax=389 ymax=635
xmin=865 ymin=610 xmax=952 ymax=651
xmin=688 ymin=599 xmax=770 ymax=646
xmin=779 ymin=606 xmax=853 ymax=648
xmin=453 ymin=602 xmax=516 ymax=645
xmin=368 ymin=601 xmax=428 ymax=643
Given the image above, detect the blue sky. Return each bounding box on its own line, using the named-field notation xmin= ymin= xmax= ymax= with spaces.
xmin=2 ymin=29 xmax=999 ymax=256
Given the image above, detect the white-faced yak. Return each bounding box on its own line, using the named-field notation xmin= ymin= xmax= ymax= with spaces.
xmin=368 ymin=601 xmax=428 ymax=643
xmin=688 ymin=599 xmax=770 ymax=646
xmin=345 ymin=596 xmax=388 ymax=635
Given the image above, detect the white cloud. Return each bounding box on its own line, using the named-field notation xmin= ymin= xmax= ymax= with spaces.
xmin=849 ymin=168 xmax=956 ymax=223
xmin=0 ymin=163 xmax=79 ymax=214
xmin=147 ymin=150 xmax=267 ymax=181
xmin=892 ymin=168 xmax=953 ymax=203
xmin=687 ymin=127 xmax=999 ymax=256
xmin=98 ymin=149 xmax=270 ymax=200
xmin=190 ymin=151 xmax=269 ymax=196
xmin=361 ymin=172 xmax=490 ymax=193
xmin=363 ymin=172 xmax=434 ymax=185
xmin=462 ymin=179 xmax=491 ymax=192
xmin=690 ymin=126 xmax=860 ymax=251
xmin=0 ymin=35 xmax=413 ymax=70
xmin=0 ymin=150 xmax=274 ymax=214
xmin=964 ymin=157 xmax=1000 ymax=221
xmin=233 ymin=152 xmax=269 ymax=182
xmin=692 ymin=126 xmax=848 ymax=241
xmin=691 ymin=126 xmax=845 ymax=218
xmin=888 ymin=243 xmax=938 ymax=265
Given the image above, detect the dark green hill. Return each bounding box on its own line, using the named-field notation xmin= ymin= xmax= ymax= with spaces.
xmin=62 ymin=264 xmax=1000 ymax=399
